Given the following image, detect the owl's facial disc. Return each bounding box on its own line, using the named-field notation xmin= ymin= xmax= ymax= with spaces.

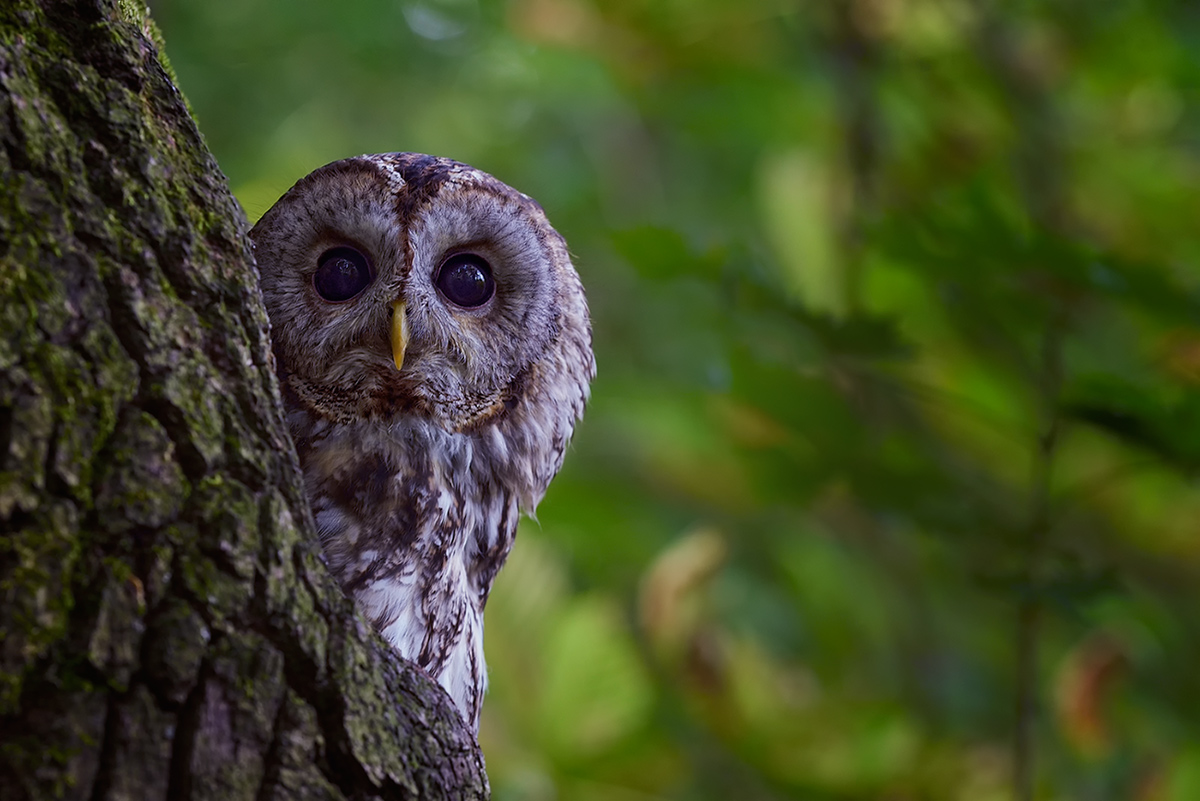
xmin=252 ymin=153 xmax=592 ymax=434
xmin=390 ymin=300 xmax=409 ymax=371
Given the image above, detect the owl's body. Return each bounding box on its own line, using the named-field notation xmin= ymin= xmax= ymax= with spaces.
xmin=251 ymin=154 xmax=592 ymax=729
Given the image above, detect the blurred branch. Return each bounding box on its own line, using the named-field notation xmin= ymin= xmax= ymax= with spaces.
xmin=1014 ymin=319 xmax=1064 ymax=801
xmin=969 ymin=3 xmax=1072 ymax=798
xmin=827 ymin=0 xmax=883 ymax=315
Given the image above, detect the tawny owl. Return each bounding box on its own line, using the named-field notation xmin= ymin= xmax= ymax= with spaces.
xmin=250 ymin=153 xmax=593 ymax=731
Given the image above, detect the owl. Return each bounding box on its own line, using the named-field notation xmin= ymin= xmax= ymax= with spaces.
xmin=250 ymin=153 xmax=593 ymax=731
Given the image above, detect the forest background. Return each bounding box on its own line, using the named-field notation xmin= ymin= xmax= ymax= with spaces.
xmin=151 ymin=1 xmax=1200 ymax=799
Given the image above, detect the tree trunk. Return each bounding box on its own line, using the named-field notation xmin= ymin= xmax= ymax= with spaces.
xmin=0 ymin=1 xmax=489 ymax=798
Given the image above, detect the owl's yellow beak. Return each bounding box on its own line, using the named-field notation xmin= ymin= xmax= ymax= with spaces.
xmin=390 ymin=301 xmax=409 ymax=371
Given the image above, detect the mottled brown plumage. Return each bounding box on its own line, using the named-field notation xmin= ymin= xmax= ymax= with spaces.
xmin=251 ymin=153 xmax=593 ymax=730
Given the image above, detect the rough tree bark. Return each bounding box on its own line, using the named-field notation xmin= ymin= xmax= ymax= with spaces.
xmin=0 ymin=1 xmax=489 ymax=798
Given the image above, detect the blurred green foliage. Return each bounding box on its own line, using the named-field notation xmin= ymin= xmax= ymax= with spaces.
xmin=152 ymin=0 xmax=1200 ymax=798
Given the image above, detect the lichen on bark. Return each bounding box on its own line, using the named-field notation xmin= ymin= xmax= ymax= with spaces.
xmin=0 ymin=2 xmax=488 ymax=799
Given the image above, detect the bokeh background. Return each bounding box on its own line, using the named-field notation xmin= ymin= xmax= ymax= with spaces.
xmin=150 ymin=1 xmax=1200 ymax=798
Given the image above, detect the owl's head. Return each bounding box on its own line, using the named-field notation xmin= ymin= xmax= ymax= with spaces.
xmin=251 ymin=154 xmax=593 ymax=502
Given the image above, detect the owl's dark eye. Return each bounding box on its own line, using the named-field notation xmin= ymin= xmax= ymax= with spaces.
xmin=435 ymin=253 xmax=495 ymax=308
xmin=313 ymin=246 xmax=373 ymax=302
